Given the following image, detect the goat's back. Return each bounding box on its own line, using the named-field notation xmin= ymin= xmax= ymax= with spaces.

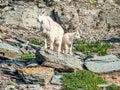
xmin=47 ymin=16 xmax=64 ymax=36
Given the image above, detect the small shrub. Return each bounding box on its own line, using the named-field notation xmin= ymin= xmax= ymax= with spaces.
xmin=62 ymin=70 xmax=107 ymax=90
xmin=29 ymin=39 xmax=42 ymax=45
xmin=107 ymin=84 xmax=120 ymax=90
xmin=73 ymin=39 xmax=113 ymax=56
xmin=90 ymin=0 xmax=99 ymax=6
xmin=21 ymin=53 xmax=35 ymax=61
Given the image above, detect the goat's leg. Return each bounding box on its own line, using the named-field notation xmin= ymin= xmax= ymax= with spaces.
xmin=57 ymin=42 xmax=62 ymax=52
xmin=50 ymin=41 xmax=54 ymax=50
xmin=44 ymin=38 xmax=47 ymax=49
xmin=56 ymin=37 xmax=63 ymax=52
xmin=61 ymin=47 xmax=64 ymax=53
xmin=69 ymin=44 xmax=73 ymax=55
xmin=65 ymin=44 xmax=68 ymax=54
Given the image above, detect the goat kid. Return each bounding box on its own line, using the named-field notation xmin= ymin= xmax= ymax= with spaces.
xmin=62 ymin=31 xmax=80 ymax=55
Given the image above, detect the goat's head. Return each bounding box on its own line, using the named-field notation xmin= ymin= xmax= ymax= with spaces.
xmin=74 ymin=30 xmax=80 ymax=39
xmin=38 ymin=9 xmax=45 ymax=23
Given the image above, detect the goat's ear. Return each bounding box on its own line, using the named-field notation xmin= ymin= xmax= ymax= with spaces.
xmin=38 ymin=9 xmax=45 ymax=16
xmin=42 ymin=10 xmax=45 ymax=15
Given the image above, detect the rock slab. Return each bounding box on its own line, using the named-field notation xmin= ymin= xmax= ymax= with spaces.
xmin=84 ymin=55 xmax=120 ymax=73
xmin=17 ymin=66 xmax=54 ymax=85
xmin=0 ymin=40 xmax=21 ymax=59
xmin=36 ymin=49 xmax=83 ymax=70
xmin=51 ymin=75 xmax=62 ymax=85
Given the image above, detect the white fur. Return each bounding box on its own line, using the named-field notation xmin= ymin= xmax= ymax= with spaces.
xmin=38 ymin=13 xmax=64 ymax=52
xmin=62 ymin=31 xmax=80 ymax=55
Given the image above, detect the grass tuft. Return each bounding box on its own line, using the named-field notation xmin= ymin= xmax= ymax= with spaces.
xmin=29 ymin=39 xmax=42 ymax=45
xmin=20 ymin=53 xmax=35 ymax=61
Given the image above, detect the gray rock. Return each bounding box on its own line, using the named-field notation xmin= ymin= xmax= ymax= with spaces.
xmin=54 ymin=6 xmax=79 ymax=32
xmin=0 ymin=60 xmax=26 ymax=76
xmin=74 ymin=52 xmax=86 ymax=60
xmin=36 ymin=49 xmax=83 ymax=70
xmin=0 ymin=40 xmax=21 ymax=53
xmin=98 ymin=7 xmax=120 ymax=30
xmin=51 ymin=75 xmax=62 ymax=85
xmin=3 ymin=10 xmax=22 ymax=26
xmin=0 ymin=40 xmax=22 ymax=59
xmin=20 ymin=6 xmax=39 ymax=29
xmin=27 ymin=84 xmax=40 ymax=90
xmin=2 ymin=5 xmax=39 ymax=30
xmin=0 ymin=60 xmax=26 ymax=69
xmin=85 ymin=54 xmax=120 ymax=62
xmin=84 ymin=55 xmax=120 ymax=73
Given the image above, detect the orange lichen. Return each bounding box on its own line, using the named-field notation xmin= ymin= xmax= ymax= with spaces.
xmin=20 ymin=66 xmax=48 ymax=74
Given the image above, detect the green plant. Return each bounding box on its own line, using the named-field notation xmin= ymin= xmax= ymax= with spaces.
xmin=73 ymin=39 xmax=113 ymax=56
xmin=62 ymin=70 xmax=107 ymax=90
xmin=107 ymin=84 xmax=120 ymax=90
xmin=90 ymin=0 xmax=99 ymax=6
xmin=29 ymin=39 xmax=42 ymax=45
xmin=21 ymin=53 xmax=36 ymax=61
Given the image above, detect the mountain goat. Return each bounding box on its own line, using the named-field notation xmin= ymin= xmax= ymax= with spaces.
xmin=38 ymin=10 xmax=64 ymax=52
xmin=62 ymin=31 xmax=80 ymax=55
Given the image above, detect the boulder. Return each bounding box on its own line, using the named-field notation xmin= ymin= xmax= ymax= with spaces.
xmin=98 ymin=6 xmax=120 ymax=30
xmin=36 ymin=49 xmax=83 ymax=70
xmin=2 ymin=5 xmax=39 ymax=30
xmin=17 ymin=66 xmax=54 ymax=85
xmin=84 ymin=55 xmax=120 ymax=73
xmin=0 ymin=40 xmax=22 ymax=59
xmin=54 ymin=6 xmax=79 ymax=32
xmin=20 ymin=6 xmax=39 ymax=29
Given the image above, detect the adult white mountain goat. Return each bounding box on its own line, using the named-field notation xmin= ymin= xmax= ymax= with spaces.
xmin=62 ymin=31 xmax=80 ymax=55
xmin=38 ymin=10 xmax=64 ymax=52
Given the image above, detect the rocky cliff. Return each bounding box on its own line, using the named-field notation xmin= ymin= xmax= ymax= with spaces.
xmin=0 ymin=0 xmax=120 ymax=89
xmin=0 ymin=0 xmax=120 ymax=41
